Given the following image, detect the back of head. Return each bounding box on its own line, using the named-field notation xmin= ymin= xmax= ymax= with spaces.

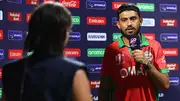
xmin=24 ymin=2 xmax=72 ymax=55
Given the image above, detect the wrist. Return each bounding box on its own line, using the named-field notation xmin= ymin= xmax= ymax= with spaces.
xmin=143 ymin=60 xmax=152 ymax=70
xmin=143 ymin=59 xmax=150 ymax=65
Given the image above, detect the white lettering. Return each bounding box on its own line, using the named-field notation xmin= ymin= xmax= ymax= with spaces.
xmin=120 ymin=66 xmax=147 ymax=78
xmin=10 ymin=13 xmax=20 ymax=17
xmin=128 ymin=66 xmax=136 ymax=76
xmin=66 ymin=51 xmax=78 ymax=55
xmin=73 ymin=18 xmax=79 ymax=22
xmin=31 ymin=1 xmax=37 ymax=5
xmin=89 ymin=19 xmax=104 ymax=23
xmin=114 ymin=4 xmax=121 ymax=9
xmin=14 ymin=34 xmax=22 ymax=37
xmin=164 ymin=50 xmax=177 ymax=54
xmin=10 ymin=52 xmax=21 ymax=56
xmin=62 ymin=1 xmax=77 ymax=7
xmin=138 ymin=5 xmax=153 ymax=9
xmin=167 ymin=7 xmax=176 ymax=10
xmin=167 ymin=64 xmax=177 ymax=70
xmin=88 ymin=51 xmax=104 ymax=55
xmin=91 ymin=81 xmax=100 ymax=85
xmin=120 ymin=68 xmax=128 ymax=78
xmin=13 ymin=17 xmax=20 ymax=21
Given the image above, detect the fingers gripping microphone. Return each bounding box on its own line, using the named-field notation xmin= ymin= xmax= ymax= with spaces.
xmin=129 ymin=36 xmax=141 ymax=70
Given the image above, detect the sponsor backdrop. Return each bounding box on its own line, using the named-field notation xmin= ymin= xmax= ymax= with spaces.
xmin=0 ymin=0 xmax=179 ymax=101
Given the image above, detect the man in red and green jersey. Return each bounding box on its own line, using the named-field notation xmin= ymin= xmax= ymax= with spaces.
xmin=98 ymin=3 xmax=169 ymax=101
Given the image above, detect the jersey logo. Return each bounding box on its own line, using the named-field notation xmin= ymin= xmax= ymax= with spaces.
xmin=144 ymin=51 xmax=153 ymax=61
xmin=130 ymin=38 xmax=137 ymax=44
xmin=115 ymin=53 xmax=124 ymax=65
xmin=160 ymin=55 xmax=166 ymax=63
xmin=120 ymin=66 xmax=148 ymax=78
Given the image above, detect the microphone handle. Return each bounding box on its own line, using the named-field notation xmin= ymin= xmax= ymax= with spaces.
xmin=136 ymin=62 xmax=141 ymax=70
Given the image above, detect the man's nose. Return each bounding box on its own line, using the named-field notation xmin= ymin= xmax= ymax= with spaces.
xmin=127 ymin=19 xmax=133 ymax=26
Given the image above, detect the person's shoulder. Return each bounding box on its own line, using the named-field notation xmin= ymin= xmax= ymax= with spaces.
xmin=106 ymin=41 xmax=119 ymax=50
xmin=2 ymin=58 xmax=24 ymax=74
xmin=62 ymin=57 xmax=88 ymax=75
xmin=147 ymin=39 xmax=161 ymax=47
xmin=62 ymin=57 xmax=86 ymax=67
xmin=105 ymin=41 xmax=121 ymax=54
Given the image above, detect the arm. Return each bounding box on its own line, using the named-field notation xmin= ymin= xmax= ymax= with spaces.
xmin=99 ymin=46 xmax=115 ymax=101
xmin=72 ymin=69 xmax=92 ymax=101
xmin=145 ymin=61 xmax=169 ymax=90
xmin=145 ymin=43 xmax=169 ymax=90
xmin=132 ymin=43 xmax=169 ymax=90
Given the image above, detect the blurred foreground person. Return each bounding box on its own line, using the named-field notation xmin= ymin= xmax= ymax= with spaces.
xmin=2 ymin=2 xmax=92 ymax=101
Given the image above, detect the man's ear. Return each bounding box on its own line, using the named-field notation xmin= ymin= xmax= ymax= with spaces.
xmin=116 ymin=21 xmax=121 ymax=29
xmin=139 ymin=17 xmax=143 ymax=25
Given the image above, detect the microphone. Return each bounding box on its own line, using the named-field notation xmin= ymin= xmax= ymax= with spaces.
xmin=129 ymin=36 xmax=141 ymax=70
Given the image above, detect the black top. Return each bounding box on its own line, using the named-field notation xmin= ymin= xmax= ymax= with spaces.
xmin=2 ymin=53 xmax=88 ymax=101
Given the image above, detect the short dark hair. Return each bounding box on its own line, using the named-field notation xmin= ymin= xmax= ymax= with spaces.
xmin=24 ymin=2 xmax=72 ymax=54
xmin=117 ymin=3 xmax=140 ymax=20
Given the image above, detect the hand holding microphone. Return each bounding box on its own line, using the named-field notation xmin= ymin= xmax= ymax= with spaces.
xmin=131 ymin=50 xmax=148 ymax=65
xmin=129 ymin=36 xmax=149 ymax=69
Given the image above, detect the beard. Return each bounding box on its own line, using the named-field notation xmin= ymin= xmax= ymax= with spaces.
xmin=121 ymin=27 xmax=141 ymax=39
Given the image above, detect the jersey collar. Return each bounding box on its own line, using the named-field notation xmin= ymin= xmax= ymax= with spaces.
xmin=118 ymin=33 xmax=149 ymax=48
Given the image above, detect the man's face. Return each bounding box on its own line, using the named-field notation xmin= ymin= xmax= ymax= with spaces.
xmin=116 ymin=10 xmax=142 ymax=35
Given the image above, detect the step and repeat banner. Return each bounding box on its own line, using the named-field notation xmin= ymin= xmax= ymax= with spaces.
xmin=0 ymin=0 xmax=180 ymax=101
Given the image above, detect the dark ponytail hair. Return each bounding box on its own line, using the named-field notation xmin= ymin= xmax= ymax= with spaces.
xmin=24 ymin=2 xmax=72 ymax=55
